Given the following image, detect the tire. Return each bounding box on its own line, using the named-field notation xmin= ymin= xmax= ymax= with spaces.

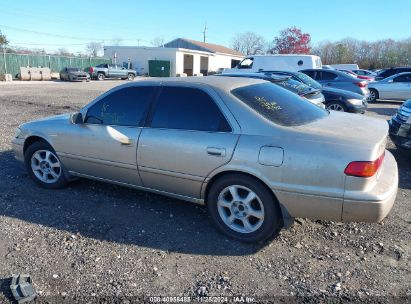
xmin=97 ymin=72 xmax=105 ymax=81
xmin=326 ymin=101 xmax=348 ymax=112
xmin=368 ymin=88 xmax=379 ymax=102
xmin=127 ymin=73 xmax=135 ymax=81
xmin=207 ymin=174 xmax=283 ymax=243
xmin=24 ymin=140 xmax=69 ymax=189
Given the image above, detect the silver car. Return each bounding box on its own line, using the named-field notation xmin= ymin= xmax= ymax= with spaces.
xmin=12 ymin=77 xmax=398 ymax=243
xmin=368 ymin=72 xmax=411 ymax=102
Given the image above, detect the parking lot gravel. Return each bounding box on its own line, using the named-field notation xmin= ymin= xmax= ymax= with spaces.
xmin=0 ymin=80 xmax=410 ymax=303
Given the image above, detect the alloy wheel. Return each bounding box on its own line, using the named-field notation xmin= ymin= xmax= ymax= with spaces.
xmin=327 ymin=103 xmax=345 ymax=111
xmin=30 ymin=150 xmax=61 ymax=183
xmin=217 ymin=185 xmax=265 ymax=234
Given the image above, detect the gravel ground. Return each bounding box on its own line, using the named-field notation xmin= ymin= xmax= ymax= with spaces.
xmin=0 ymin=80 xmax=410 ymax=303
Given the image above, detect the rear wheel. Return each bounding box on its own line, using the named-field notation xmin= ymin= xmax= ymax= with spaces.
xmin=367 ymin=89 xmax=379 ymax=102
xmin=326 ymin=101 xmax=347 ymax=112
xmin=97 ymin=72 xmax=105 ymax=81
xmin=207 ymin=174 xmax=283 ymax=243
xmin=24 ymin=141 xmax=69 ymax=189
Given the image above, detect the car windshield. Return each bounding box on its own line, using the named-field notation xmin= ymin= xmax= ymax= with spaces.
xmin=294 ymin=72 xmax=322 ymax=90
xmin=231 ymin=82 xmax=328 ymax=127
xmin=67 ymin=68 xmax=81 ymax=72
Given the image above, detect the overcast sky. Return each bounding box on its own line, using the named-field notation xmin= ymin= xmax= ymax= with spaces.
xmin=0 ymin=0 xmax=409 ymax=54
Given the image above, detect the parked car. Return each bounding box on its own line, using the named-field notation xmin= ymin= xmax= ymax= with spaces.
xmin=215 ymin=73 xmax=325 ymax=108
xmin=300 ymin=69 xmax=370 ymax=96
xmin=375 ymin=67 xmax=411 ymax=81
xmin=89 ymin=64 xmax=136 ymax=81
xmin=339 ymin=69 xmax=375 ymax=81
xmin=389 ymin=99 xmax=411 ymax=149
xmin=224 ymin=54 xmax=322 ymax=73
xmin=352 ymin=69 xmax=377 ymax=77
xmin=367 ymin=72 xmax=411 ymax=102
xmin=12 ymin=77 xmax=398 ymax=243
xmin=59 ymin=67 xmax=90 ymax=82
xmin=261 ymin=71 xmax=367 ymax=113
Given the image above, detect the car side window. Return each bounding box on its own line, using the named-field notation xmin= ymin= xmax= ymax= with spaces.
xmin=85 ymin=86 xmax=156 ymax=126
xmin=150 ymin=87 xmax=231 ymax=132
xmin=303 ymin=70 xmax=315 ymax=79
xmin=320 ymin=71 xmax=338 ymax=80
xmin=238 ymin=58 xmax=254 ymax=69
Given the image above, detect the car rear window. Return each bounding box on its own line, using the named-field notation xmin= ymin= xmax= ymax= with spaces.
xmin=231 ymin=83 xmax=328 ymax=126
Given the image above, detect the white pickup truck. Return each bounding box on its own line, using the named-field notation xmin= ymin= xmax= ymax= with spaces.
xmin=88 ymin=64 xmax=136 ymax=81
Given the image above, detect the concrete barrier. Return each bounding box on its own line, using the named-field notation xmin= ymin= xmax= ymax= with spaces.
xmin=0 ymin=74 xmax=13 ymax=81
xmin=19 ymin=67 xmax=52 ymax=81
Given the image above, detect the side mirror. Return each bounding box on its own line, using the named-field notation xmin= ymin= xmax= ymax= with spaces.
xmin=388 ymin=79 xmax=394 ymax=83
xmin=70 ymin=112 xmax=83 ymax=124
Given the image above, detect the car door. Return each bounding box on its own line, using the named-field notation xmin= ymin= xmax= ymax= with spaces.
xmin=107 ymin=64 xmax=121 ymax=78
xmin=387 ymin=75 xmax=409 ymax=100
xmin=56 ymin=86 xmax=157 ymax=185
xmin=399 ymin=74 xmax=411 ymax=100
xmin=137 ymin=85 xmax=240 ymax=199
xmin=319 ymin=71 xmax=339 ymax=88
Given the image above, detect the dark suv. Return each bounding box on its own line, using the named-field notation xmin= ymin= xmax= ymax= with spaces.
xmin=389 ymin=99 xmax=411 ymax=149
xmin=375 ymin=67 xmax=411 ymax=81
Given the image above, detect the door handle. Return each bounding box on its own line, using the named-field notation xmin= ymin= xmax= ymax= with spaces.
xmin=119 ymin=137 xmax=133 ymax=145
xmin=207 ymin=147 xmax=226 ymax=157
xmin=326 ymin=82 xmax=332 ymax=86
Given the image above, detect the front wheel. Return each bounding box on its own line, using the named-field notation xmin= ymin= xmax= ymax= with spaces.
xmin=207 ymin=174 xmax=283 ymax=243
xmin=367 ymin=89 xmax=379 ymax=102
xmin=326 ymin=101 xmax=347 ymax=112
xmin=127 ymin=73 xmax=135 ymax=81
xmin=97 ymin=73 xmax=105 ymax=81
xmin=24 ymin=141 xmax=69 ymax=189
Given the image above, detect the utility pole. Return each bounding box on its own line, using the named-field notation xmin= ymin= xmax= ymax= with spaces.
xmin=202 ymin=22 xmax=208 ymax=43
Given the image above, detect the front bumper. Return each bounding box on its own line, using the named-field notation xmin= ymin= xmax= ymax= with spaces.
xmin=12 ymin=138 xmax=25 ymax=162
xmin=388 ymin=119 xmax=411 ymax=149
xmin=342 ymin=151 xmax=398 ymax=222
xmin=346 ymin=103 xmax=367 ymax=114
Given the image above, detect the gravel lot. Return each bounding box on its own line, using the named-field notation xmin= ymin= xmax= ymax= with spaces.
xmin=0 ymin=80 xmax=410 ymax=303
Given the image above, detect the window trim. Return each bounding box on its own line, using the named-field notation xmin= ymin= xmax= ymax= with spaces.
xmin=83 ymin=86 xmax=159 ymax=127
xmin=145 ymin=85 xmax=233 ymax=133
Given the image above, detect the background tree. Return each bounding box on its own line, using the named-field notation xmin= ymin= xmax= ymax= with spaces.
xmin=231 ymin=32 xmax=266 ymax=55
xmin=0 ymin=30 xmax=9 ymax=51
xmin=269 ymin=26 xmax=311 ymax=54
xmin=151 ymin=36 xmax=165 ymax=47
xmin=56 ymin=48 xmax=74 ymax=56
xmin=85 ymin=41 xmax=103 ymax=57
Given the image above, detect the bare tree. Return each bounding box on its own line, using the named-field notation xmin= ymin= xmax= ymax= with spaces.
xmin=151 ymin=36 xmax=165 ymax=47
xmin=56 ymin=48 xmax=74 ymax=56
xmin=86 ymin=41 xmax=103 ymax=57
xmin=0 ymin=30 xmax=9 ymax=51
xmin=232 ymin=32 xmax=266 ymax=55
xmin=111 ymin=37 xmax=122 ymax=46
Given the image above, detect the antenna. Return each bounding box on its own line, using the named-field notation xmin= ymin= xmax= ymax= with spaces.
xmin=202 ymin=22 xmax=208 ymax=43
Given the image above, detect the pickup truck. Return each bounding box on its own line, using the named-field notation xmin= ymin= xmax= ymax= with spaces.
xmin=88 ymin=64 xmax=137 ymax=81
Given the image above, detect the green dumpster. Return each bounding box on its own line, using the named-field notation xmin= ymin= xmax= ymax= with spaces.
xmin=148 ymin=60 xmax=170 ymax=77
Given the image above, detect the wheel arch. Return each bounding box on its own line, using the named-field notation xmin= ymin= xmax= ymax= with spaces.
xmin=203 ymin=169 xmax=292 ymax=227
xmin=23 ymin=135 xmax=53 ymax=155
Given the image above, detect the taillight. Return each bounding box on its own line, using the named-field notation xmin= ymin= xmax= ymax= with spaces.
xmin=355 ymin=81 xmax=367 ymax=88
xmin=89 ymin=67 xmax=94 ymax=73
xmin=344 ymin=153 xmax=385 ymax=177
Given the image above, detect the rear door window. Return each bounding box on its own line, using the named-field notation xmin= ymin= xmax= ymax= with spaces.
xmin=320 ymin=71 xmax=338 ymax=80
xmin=238 ymin=58 xmax=254 ymax=69
xmin=231 ymin=82 xmax=328 ymax=126
xmin=150 ymin=87 xmax=231 ymax=132
xmin=85 ymin=86 xmax=157 ymax=126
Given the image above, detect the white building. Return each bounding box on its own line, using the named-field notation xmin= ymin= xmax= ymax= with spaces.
xmin=104 ymin=38 xmax=244 ymax=77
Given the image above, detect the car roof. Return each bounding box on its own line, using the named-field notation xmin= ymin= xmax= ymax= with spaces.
xmin=217 ymin=73 xmax=290 ymax=81
xmin=111 ymin=76 xmax=268 ymax=91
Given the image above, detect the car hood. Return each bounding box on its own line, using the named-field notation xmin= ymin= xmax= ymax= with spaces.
xmin=69 ymin=71 xmax=89 ymax=76
xmin=292 ymin=111 xmax=388 ymax=147
xmin=22 ymin=113 xmax=72 ymax=127
xmin=321 ymin=87 xmax=363 ymax=99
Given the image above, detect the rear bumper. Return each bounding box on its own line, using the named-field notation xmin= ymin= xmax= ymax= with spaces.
xmin=342 ymin=151 xmax=398 ymax=222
